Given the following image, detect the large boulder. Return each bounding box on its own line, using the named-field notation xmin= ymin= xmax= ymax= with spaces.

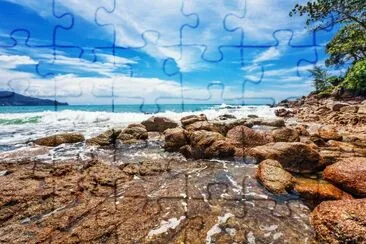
xmin=34 ymin=133 xmax=85 ymax=147
xmin=184 ymin=121 xmax=226 ymax=134
xmin=332 ymin=102 xmax=349 ymax=111
xmin=180 ymin=114 xmax=207 ymax=126
xmin=247 ymin=142 xmax=323 ymax=173
xmin=294 ymin=178 xmax=352 ymax=201
xmin=141 ymin=116 xmax=178 ymax=132
xmin=311 ymin=199 xmax=366 ymax=243
xmin=256 ymin=159 xmax=295 ymax=194
xmin=164 ymin=127 xmax=187 ymax=152
xmin=226 ymin=125 xmax=273 ymax=147
xmin=318 ymin=126 xmax=342 ymax=141
xmin=271 ymin=127 xmax=300 ymax=142
xmin=340 ymin=105 xmax=359 ymax=113
xmin=324 ymin=157 xmax=366 ymax=197
xmin=86 ymin=129 xmax=121 ymax=146
xmin=181 ymin=130 xmax=235 ymax=159
xmin=119 ymin=124 xmax=148 ymax=142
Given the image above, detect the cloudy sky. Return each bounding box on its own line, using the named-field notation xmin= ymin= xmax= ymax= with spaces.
xmin=0 ymin=0 xmax=339 ymax=105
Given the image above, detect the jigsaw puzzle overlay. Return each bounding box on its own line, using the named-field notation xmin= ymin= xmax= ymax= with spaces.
xmin=0 ymin=0 xmax=351 ymax=243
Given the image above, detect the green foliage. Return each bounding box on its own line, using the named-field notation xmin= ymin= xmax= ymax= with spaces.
xmin=326 ymin=23 xmax=366 ymax=66
xmin=318 ymin=86 xmax=334 ymax=97
xmin=342 ymin=59 xmax=366 ymax=94
xmin=308 ymin=66 xmax=332 ymax=92
xmin=290 ymin=0 xmax=366 ymax=31
xmin=326 ymin=76 xmax=343 ymax=86
xmin=291 ymin=0 xmax=366 ymax=96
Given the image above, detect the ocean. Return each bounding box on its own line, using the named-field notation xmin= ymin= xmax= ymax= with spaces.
xmin=0 ymin=104 xmax=277 ymax=152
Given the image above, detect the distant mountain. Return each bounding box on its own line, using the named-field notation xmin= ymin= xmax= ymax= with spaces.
xmin=0 ymin=91 xmax=68 ymax=106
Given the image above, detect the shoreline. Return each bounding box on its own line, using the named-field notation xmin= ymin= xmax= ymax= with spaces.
xmin=0 ymin=95 xmax=365 ymax=243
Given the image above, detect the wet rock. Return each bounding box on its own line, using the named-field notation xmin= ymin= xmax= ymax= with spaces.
xmin=318 ymin=126 xmax=342 ymax=141
xmin=226 ymin=125 xmax=273 ymax=147
xmin=324 ymin=157 xmax=366 ymax=197
xmin=181 ymin=114 xmax=207 ymax=126
xmin=184 ymin=121 xmax=226 ymax=135
xmin=271 ymin=127 xmax=300 ymax=142
xmin=294 ymin=178 xmax=352 ymax=201
xmin=311 ymin=199 xmax=366 ymax=243
xmin=332 ymin=102 xmax=349 ymax=111
xmin=164 ymin=127 xmax=188 ymax=152
xmin=247 ymin=114 xmax=258 ymax=118
xmin=119 ymin=124 xmax=148 ymax=142
xmin=256 ymin=159 xmax=295 ymax=194
xmin=34 ymin=133 xmax=85 ymax=147
xmin=182 ymin=130 xmax=235 ymax=159
xmin=340 ymin=105 xmax=358 ymax=113
xmin=86 ymin=128 xmax=121 ymax=146
xmin=217 ymin=114 xmax=236 ymax=120
xmin=0 ymin=147 xmax=50 ymax=163
xmin=121 ymin=160 xmax=170 ymax=176
xmin=247 ymin=142 xmax=323 ymax=173
xmin=141 ymin=116 xmax=178 ymax=132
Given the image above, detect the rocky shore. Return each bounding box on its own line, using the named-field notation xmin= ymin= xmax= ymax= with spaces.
xmin=0 ymin=95 xmax=365 ymax=243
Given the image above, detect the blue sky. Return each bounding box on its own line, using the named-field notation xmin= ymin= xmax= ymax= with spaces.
xmin=0 ymin=0 xmax=341 ymax=105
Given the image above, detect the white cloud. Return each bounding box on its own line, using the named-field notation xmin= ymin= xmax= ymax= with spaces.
xmin=0 ymin=54 xmax=37 ymax=69
xmin=253 ymin=47 xmax=282 ymax=63
xmin=5 ymin=0 xmax=312 ymax=72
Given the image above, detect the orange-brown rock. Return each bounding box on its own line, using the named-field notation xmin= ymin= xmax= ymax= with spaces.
xmin=182 ymin=130 xmax=235 ymax=159
xmin=226 ymin=125 xmax=273 ymax=148
xmin=34 ymin=132 xmax=85 ymax=147
xmin=247 ymin=142 xmax=323 ymax=173
xmin=184 ymin=121 xmax=226 ymax=134
xmin=164 ymin=127 xmax=188 ymax=152
xmin=311 ymin=199 xmax=366 ymax=243
xmin=86 ymin=129 xmax=121 ymax=146
xmin=180 ymin=114 xmax=207 ymax=126
xmin=318 ymin=126 xmax=342 ymax=141
xmin=141 ymin=116 xmax=178 ymax=132
xmin=119 ymin=124 xmax=148 ymax=142
xmin=256 ymin=159 xmax=295 ymax=194
xmin=324 ymin=157 xmax=366 ymax=197
xmin=271 ymin=127 xmax=300 ymax=142
xmin=294 ymin=178 xmax=352 ymax=201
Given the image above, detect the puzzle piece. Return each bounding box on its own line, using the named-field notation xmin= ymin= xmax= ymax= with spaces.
xmin=180 ymin=0 xmax=246 ymax=62
xmin=94 ymin=0 xmax=196 ymax=49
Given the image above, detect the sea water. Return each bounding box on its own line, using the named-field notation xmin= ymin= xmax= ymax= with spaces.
xmin=0 ymin=104 xmax=277 ymax=152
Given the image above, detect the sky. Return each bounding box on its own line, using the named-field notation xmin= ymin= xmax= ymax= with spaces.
xmin=0 ymin=0 xmax=341 ymax=105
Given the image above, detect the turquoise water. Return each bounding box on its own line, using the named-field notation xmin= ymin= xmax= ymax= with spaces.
xmin=0 ymin=104 xmax=224 ymax=114
xmin=0 ymin=103 xmax=276 ymax=152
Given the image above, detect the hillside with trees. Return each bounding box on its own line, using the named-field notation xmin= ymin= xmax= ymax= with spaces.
xmin=290 ymin=0 xmax=366 ymax=97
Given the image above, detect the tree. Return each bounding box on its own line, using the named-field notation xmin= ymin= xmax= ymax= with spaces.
xmin=289 ymin=0 xmax=366 ymax=31
xmin=326 ymin=23 xmax=366 ymax=67
xmin=308 ymin=66 xmax=331 ymax=92
xmin=342 ymin=59 xmax=366 ymax=94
